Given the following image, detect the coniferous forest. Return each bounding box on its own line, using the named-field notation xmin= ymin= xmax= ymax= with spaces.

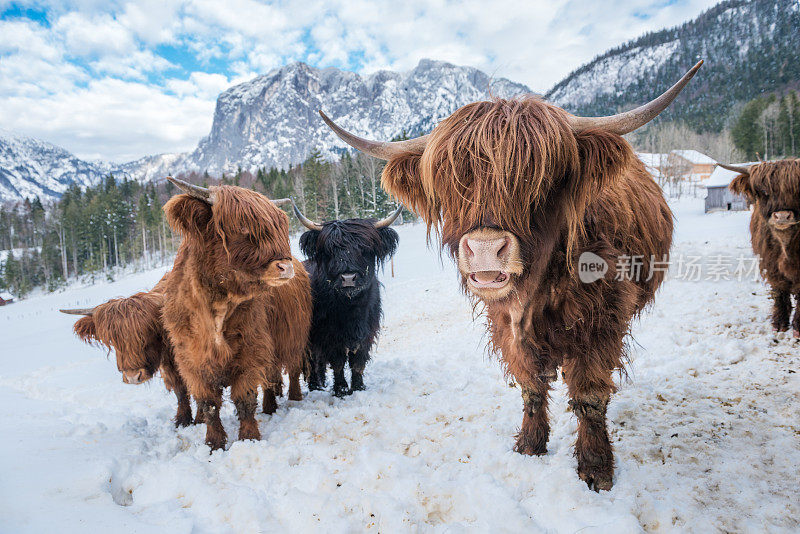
xmin=0 ymin=150 xmax=406 ymax=297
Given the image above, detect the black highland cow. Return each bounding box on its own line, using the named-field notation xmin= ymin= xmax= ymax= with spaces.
xmin=293 ymin=200 xmax=401 ymax=396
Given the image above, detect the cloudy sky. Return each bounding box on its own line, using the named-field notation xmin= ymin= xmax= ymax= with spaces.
xmin=0 ymin=0 xmax=719 ymax=163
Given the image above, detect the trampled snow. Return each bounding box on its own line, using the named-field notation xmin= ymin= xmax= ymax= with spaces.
xmin=1 ymin=198 xmax=798 ymax=532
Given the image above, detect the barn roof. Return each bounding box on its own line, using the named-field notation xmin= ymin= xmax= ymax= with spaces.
xmin=0 ymin=292 xmax=15 ymax=301
xmin=636 ymin=152 xmax=668 ymax=167
xmin=704 ymin=162 xmax=760 ymax=187
xmin=671 ymin=150 xmax=717 ymax=165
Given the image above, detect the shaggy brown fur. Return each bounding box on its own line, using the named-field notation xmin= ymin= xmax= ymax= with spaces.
xmin=71 ymin=273 xmax=195 ymax=427
xmin=261 ymin=261 xmax=312 ymax=412
xmin=381 ymin=97 xmax=673 ymax=490
xmin=729 ymin=159 xmax=800 ymax=334
xmin=162 ymin=185 xmax=311 ymax=450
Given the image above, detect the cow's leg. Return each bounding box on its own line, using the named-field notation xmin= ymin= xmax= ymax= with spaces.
xmin=307 ymin=348 xmax=327 ymax=391
xmin=562 ymin=343 xmax=618 ymax=492
xmin=233 ymin=388 xmax=260 ymax=442
xmin=287 ymin=368 xmax=302 ymax=401
xmin=348 ymin=348 xmax=369 ymax=392
xmin=159 ymin=360 xmax=192 ymax=427
xmin=196 ymin=387 xmax=226 ymax=451
xmin=262 ymin=385 xmax=278 ymax=415
xmin=173 ymin=383 xmax=193 ymax=428
xmin=792 ymin=292 xmax=800 ymax=338
xmin=513 ymin=367 xmax=557 ymax=456
xmin=193 ymin=404 xmax=205 ymax=424
xmin=771 ymin=288 xmax=791 ymax=332
xmin=262 ymin=368 xmax=281 ymax=414
xmin=330 ymin=350 xmax=350 ymax=397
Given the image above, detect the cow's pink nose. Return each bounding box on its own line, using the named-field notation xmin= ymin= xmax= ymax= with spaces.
xmin=771 ymin=211 xmax=795 ymax=224
xmin=122 ymin=369 xmax=144 ymax=384
xmin=277 ymin=261 xmax=294 ymax=279
xmin=465 ymin=237 xmax=510 ymax=261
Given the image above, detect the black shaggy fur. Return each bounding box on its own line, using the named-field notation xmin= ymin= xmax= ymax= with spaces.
xmin=300 ymin=219 xmax=399 ymax=396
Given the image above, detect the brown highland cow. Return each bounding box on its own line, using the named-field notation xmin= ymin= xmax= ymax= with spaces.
xmin=726 ymin=159 xmax=800 ymax=335
xmin=61 ymin=273 xmax=196 ymax=427
xmin=162 ymin=178 xmax=311 ymax=450
xmin=320 ymin=61 xmax=704 ymax=490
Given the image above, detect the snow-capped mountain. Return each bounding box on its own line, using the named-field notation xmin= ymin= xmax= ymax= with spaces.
xmin=546 ymin=0 xmax=800 ymax=132
xmin=125 ymin=59 xmax=531 ymax=180
xmin=0 ymin=59 xmax=530 ymax=203
xmin=0 ymin=130 xmax=107 ymax=203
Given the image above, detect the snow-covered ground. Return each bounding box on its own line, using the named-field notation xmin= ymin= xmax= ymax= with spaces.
xmin=1 ymin=198 xmax=797 ymax=533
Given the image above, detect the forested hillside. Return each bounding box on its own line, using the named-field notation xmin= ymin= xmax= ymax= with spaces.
xmin=547 ymin=0 xmax=800 ymax=132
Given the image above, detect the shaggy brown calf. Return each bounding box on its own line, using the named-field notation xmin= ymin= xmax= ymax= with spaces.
xmin=162 ymin=178 xmax=311 ymax=450
xmin=321 ymin=62 xmax=702 ymax=490
xmin=61 ymin=273 xmax=196 ymax=427
xmin=727 ymin=159 xmax=800 ymax=335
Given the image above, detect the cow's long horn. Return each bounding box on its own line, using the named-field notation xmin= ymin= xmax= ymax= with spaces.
xmin=271 ymin=198 xmax=291 ymax=206
xmin=290 ymin=198 xmax=323 ymax=231
xmin=319 ymin=111 xmax=429 ymax=160
xmin=374 ymin=204 xmax=404 ymax=229
xmin=60 ymin=307 xmax=95 ymax=316
xmin=568 ymin=60 xmax=704 ymax=135
xmin=166 ymin=176 xmax=213 ymax=203
xmin=718 ymin=163 xmax=750 ymax=176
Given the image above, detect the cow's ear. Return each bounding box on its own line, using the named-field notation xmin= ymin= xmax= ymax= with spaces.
xmin=73 ymin=316 xmax=98 ymax=345
xmin=376 ymin=227 xmax=399 ymax=262
xmin=729 ymin=173 xmax=754 ymax=200
xmin=574 ymin=129 xmax=633 ymax=194
xmin=299 ymin=230 xmax=319 ymax=260
xmin=163 ymin=195 xmax=212 ymax=239
xmin=382 ymin=153 xmax=431 ymax=221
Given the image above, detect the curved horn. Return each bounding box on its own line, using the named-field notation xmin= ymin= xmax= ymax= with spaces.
xmin=718 ymin=163 xmax=750 ymax=176
xmin=271 ymin=198 xmax=291 ymax=206
xmin=166 ymin=176 xmax=213 ymax=203
xmin=60 ymin=307 xmax=95 ymax=316
xmin=290 ymin=198 xmax=323 ymax=231
xmin=568 ymin=60 xmax=704 ymax=135
xmin=319 ymin=111 xmax=429 ymax=161
xmin=374 ymin=204 xmax=404 ymax=229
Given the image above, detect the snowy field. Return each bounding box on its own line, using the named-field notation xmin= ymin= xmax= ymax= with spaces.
xmin=1 ymin=198 xmax=798 ymax=533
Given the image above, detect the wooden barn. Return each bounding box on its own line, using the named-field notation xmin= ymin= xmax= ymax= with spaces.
xmin=667 ymin=150 xmax=717 ymax=182
xmin=704 ymin=166 xmax=749 ymax=213
xmin=0 ymin=292 xmax=15 ymax=306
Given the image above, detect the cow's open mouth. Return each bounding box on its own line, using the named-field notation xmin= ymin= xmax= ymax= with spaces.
xmin=468 ymin=270 xmax=510 ymax=289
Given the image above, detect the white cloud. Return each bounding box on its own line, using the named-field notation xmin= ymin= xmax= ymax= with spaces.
xmin=0 ymin=78 xmax=217 ymax=162
xmin=54 ymin=12 xmax=137 ymax=56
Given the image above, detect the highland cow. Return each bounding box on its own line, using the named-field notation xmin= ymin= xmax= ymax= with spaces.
xmin=162 ymin=177 xmax=311 ymax=450
xmin=60 ymin=273 xmax=196 ymax=427
xmin=726 ymin=159 xmax=800 ymax=335
xmin=319 ymin=61 xmax=704 ymax=490
xmin=292 ymin=201 xmax=401 ymax=395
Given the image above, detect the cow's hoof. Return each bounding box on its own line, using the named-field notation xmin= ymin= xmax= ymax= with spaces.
xmin=578 ymin=464 xmax=613 ymax=492
xmin=205 ymin=432 xmax=227 ymax=452
xmin=793 ymin=330 xmax=800 ymax=339
xmin=772 ymin=324 xmax=789 ymax=333
xmin=238 ymin=420 xmax=261 ymax=441
xmin=174 ymin=411 xmax=193 ymax=428
xmin=333 ymin=385 xmax=351 ymax=397
xmin=513 ymin=433 xmax=547 ymax=456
